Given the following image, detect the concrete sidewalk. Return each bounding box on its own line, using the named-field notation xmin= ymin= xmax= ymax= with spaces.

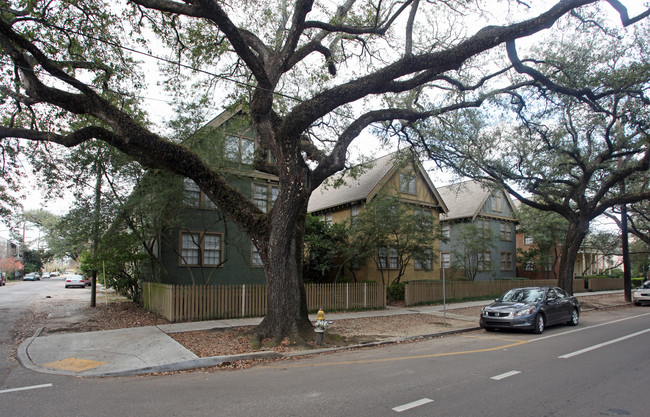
xmin=16 ymin=292 xmax=622 ymax=378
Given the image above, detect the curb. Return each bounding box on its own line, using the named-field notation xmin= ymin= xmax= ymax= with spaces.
xmin=16 ymin=326 xmax=44 ymax=374
xmin=18 ymin=325 xmax=481 ymax=378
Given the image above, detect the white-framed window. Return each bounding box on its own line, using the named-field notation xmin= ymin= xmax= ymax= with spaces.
xmin=350 ymin=205 xmax=360 ymax=225
xmin=441 ymin=222 xmax=450 ymax=238
xmin=389 ymin=247 xmax=399 ymax=269
xmin=183 ymin=178 xmax=217 ymax=209
xmin=500 ymin=222 xmax=512 ymax=241
xmin=500 ymin=252 xmax=513 ymax=270
xmin=378 ymin=247 xmax=399 ymax=269
xmin=253 ymin=183 xmax=278 ymax=213
xmin=183 ymin=178 xmax=201 ymax=207
xmin=225 ymin=135 xmax=255 ymax=164
xmin=491 ymin=195 xmax=503 ymax=212
xmin=400 ymin=172 xmax=417 ymax=195
xmin=524 ymin=234 xmax=534 ymax=245
xmin=252 ymin=244 xmax=263 ymax=267
xmin=414 ymin=208 xmax=433 ymax=230
xmin=179 ymin=231 xmax=223 ymax=266
xmin=324 ymin=213 xmax=333 ymax=225
xmin=414 ymin=248 xmax=433 ymax=270
xmin=441 ymin=252 xmax=451 ymax=269
xmin=478 ymin=251 xmax=491 ymax=271
xmin=477 ymin=218 xmax=491 ymax=232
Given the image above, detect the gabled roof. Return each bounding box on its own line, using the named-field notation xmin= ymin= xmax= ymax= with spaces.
xmin=308 ymin=151 xmax=447 ymax=214
xmin=437 ymin=179 xmax=515 ymax=222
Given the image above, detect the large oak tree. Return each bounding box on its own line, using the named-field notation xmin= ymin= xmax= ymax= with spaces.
xmin=0 ymin=0 xmax=648 ymax=340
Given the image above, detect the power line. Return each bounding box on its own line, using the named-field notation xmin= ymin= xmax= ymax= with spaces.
xmin=55 ymin=25 xmax=305 ymax=104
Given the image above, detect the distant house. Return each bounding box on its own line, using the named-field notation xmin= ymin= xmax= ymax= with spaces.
xmin=308 ymin=151 xmax=448 ymax=284
xmin=437 ymin=180 xmax=518 ymax=281
xmin=142 ymin=107 xmax=278 ymax=286
xmin=0 ymin=235 xmax=21 ymax=260
xmin=516 ymin=231 xmax=621 ymax=280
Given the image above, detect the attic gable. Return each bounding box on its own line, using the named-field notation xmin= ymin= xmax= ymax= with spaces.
xmin=308 ymin=151 xmax=447 ymax=214
xmin=438 ymin=180 xmax=517 ymax=222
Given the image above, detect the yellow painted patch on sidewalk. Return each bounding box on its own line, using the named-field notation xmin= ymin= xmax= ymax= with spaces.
xmin=43 ymin=357 xmax=107 ymax=372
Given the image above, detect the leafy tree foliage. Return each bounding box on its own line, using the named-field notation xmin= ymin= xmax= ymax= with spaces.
xmin=449 ymin=223 xmax=494 ymax=281
xmin=22 ymin=248 xmax=47 ymax=273
xmin=629 ymin=239 xmax=650 ymax=278
xmin=0 ymin=0 xmax=648 ymax=339
xmin=349 ymin=194 xmax=439 ymax=286
xmin=80 ymin=232 xmax=147 ymax=302
xmin=303 ymin=214 xmax=351 ymax=283
xmin=517 ymin=204 xmax=568 ymax=280
xmin=409 ymin=20 xmax=650 ymax=292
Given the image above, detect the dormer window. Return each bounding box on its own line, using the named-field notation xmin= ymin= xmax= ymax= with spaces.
xmin=225 ymin=135 xmax=254 ymax=164
xmin=400 ymin=172 xmax=416 ymax=195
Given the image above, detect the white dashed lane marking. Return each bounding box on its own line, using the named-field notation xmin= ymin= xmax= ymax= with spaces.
xmin=0 ymin=383 xmax=53 ymax=394
xmin=491 ymin=370 xmax=521 ymax=380
xmin=392 ymin=398 xmax=434 ymax=413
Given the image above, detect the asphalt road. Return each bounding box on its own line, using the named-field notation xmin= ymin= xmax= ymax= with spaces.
xmin=2 ymin=279 xmax=649 ymax=417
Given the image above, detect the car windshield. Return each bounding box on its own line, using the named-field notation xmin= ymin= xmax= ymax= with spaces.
xmin=499 ymin=289 xmax=544 ymax=303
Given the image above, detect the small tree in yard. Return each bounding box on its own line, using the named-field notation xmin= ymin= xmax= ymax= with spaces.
xmin=303 ymin=214 xmax=352 ymax=283
xmin=1 ymin=1 xmax=648 ymax=340
xmin=350 ymin=194 xmax=439 ymax=287
xmin=80 ymin=232 xmax=148 ymax=302
xmin=450 ymin=223 xmax=494 ymax=281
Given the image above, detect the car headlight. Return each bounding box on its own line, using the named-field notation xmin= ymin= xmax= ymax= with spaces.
xmin=513 ymin=307 xmax=534 ymax=317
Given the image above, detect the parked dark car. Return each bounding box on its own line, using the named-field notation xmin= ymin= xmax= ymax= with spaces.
xmin=480 ymin=286 xmax=580 ymax=334
xmin=0 ymin=273 xmax=5 ymax=286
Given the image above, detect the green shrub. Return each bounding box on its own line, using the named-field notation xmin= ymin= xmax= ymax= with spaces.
xmin=387 ymin=281 xmax=406 ymax=302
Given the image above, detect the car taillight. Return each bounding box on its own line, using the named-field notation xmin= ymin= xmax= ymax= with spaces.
xmin=66 ymin=280 xmax=71 ymax=282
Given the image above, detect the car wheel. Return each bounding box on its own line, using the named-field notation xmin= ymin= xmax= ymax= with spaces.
xmin=567 ymin=308 xmax=579 ymax=326
xmin=532 ymin=314 xmax=545 ymax=334
xmin=634 ymin=301 xmax=641 ymax=306
xmin=484 ymin=327 xmax=495 ymax=332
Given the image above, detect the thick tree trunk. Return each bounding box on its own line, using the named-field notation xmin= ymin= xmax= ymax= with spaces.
xmin=254 ymin=178 xmax=312 ymax=342
xmin=557 ymin=218 xmax=590 ymax=295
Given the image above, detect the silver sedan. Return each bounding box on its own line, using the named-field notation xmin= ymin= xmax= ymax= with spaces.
xmin=64 ymin=274 xmax=87 ymax=289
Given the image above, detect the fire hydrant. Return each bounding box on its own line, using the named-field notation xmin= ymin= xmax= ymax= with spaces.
xmin=314 ymin=308 xmax=329 ymax=345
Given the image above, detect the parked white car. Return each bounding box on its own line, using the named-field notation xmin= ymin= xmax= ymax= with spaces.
xmin=64 ymin=274 xmax=87 ymax=289
xmin=633 ymin=281 xmax=650 ymax=306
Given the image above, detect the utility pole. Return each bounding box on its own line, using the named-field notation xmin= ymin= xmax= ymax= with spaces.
xmin=618 ymin=157 xmax=632 ymax=302
xmin=618 ymin=171 xmax=631 ymax=301
xmin=90 ymin=159 xmax=103 ymax=308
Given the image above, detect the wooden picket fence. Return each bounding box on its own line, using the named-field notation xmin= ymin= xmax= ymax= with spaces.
xmin=143 ymin=278 xmax=584 ymax=321
xmin=142 ymin=281 xmax=385 ymax=322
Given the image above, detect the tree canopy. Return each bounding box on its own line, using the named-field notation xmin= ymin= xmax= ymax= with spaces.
xmin=408 ymin=14 xmax=650 ymax=291
xmin=1 ymin=0 xmax=648 ymax=339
